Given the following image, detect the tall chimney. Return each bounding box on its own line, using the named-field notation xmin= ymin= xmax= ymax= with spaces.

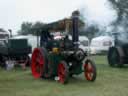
xmin=72 ymin=10 xmax=80 ymax=49
xmin=8 ymin=29 xmax=12 ymax=37
xmin=113 ymin=32 xmax=119 ymax=46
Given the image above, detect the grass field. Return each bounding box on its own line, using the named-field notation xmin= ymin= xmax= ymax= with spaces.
xmin=0 ymin=55 xmax=128 ymax=96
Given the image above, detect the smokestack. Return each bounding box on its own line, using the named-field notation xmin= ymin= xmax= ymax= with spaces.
xmin=8 ymin=29 xmax=12 ymax=37
xmin=72 ymin=10 xmax=80 ymax=49
xmin=112 ymin=32 xmax=119 ymax=46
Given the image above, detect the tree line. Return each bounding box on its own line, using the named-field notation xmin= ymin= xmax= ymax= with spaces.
xmin=18 ymin=21 xmax=45 ymax=35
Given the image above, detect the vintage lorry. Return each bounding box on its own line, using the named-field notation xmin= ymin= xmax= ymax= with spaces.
xmin=0 ymin=30 xmax=32 ymax=69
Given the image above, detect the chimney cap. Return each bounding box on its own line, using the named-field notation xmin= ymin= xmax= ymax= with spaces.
xmin=72 ymin=10 xmax=80 ymax=17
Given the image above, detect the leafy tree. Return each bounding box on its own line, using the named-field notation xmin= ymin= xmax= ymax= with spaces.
xmin=18 ymin=21 xmax=45 ymax=35
xmin=79 ymin=24 xmax=100 ymax=40
xmin=109 ymin=0 xmax=128 ymax=24
xmin=31 ymin=22 xmax=45 ymax=35
xmin=18 ymin=22 xmax=32 ymax=35
xmin=109 ymin=0 xmax=128 ymax=36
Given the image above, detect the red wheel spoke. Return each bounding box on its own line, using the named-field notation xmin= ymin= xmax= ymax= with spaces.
xmin=86 ymin=73 xmax=92 ymax=80
xmin=86 ymin=64 xmax=93 ymax=73
xmin=36 ymin=58 xmax=40 ymax=63
xmin=87 ymin=68 xmax=93 ymax=73
xmin=60 ymin=65 xmax=65 ymax=75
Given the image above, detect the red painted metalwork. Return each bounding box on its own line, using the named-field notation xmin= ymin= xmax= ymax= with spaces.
xmin=84 ymin=60 xmax=95 ymax=81
xmin=58 ymin=62 xmax=68 ymax=84
xmin=31 ymin=48 xmax=44 ymax=78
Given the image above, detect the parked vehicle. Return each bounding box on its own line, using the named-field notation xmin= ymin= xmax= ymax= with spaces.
xmin=108 ymin=32 xmax=128 ymax=67
xmin=31 ymin=11 xmax=97 ymax=84
xmin=0 ymin=31 xmax=32 ymax=69
xmin=90 ymin=35 xmax=114 ymax=54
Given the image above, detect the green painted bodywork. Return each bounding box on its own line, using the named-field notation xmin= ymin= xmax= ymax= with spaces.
xmin=45 ymin=38 xmax=84 ymax=76
xmin=47 ymin=52 xmax=83 ymax=76
xmin=70 ymin=62 xmax=83 ymax=75
xmin=48 ymin=53 xmax=64 ymax=76
xmin=0 ymin=38 xmax=31 ymax=56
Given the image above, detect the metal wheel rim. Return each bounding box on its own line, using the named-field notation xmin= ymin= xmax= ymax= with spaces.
xmin=58 ymin=63 xmax=66 ymax=84
xmin=84 ymin=61 xmax=95 ymax=81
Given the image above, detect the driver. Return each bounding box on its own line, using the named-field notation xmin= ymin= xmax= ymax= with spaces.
xmin=40 ymin=29 xmax=52 ymax=47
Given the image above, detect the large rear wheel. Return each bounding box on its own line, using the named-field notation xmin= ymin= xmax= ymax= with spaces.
xmin=108 ymin=47 xmax=123 ymax=67
xmin=31 ymin=48 xmax=46 ymax=78
xmin=58 ymin=61 xmax=69 ymax=84
xmin=84 ymin=59 xmax=96 ymax=82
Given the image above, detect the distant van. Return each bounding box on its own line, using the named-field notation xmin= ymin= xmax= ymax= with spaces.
xmin=90 ymin=36 xmax=114 ymax=54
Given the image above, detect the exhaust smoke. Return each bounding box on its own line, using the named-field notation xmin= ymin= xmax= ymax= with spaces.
xmin=79 ymin=0 xmax=117 ymax=28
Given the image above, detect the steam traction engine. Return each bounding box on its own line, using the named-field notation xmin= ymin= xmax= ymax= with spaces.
xmin=31 ymin=11 xmax=97 ymax=84
xmin=108 ymin=32 xmax=128 ymax=67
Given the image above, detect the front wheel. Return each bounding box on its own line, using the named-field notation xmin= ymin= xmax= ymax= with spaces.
xmin=58 ymin=61 xmax=69 ymax=84
xmin=84 ymin=59 xmax=96 ymax=82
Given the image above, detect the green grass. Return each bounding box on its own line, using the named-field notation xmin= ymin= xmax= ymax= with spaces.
xmin=0 ymin=55 xmax=128 ymax=96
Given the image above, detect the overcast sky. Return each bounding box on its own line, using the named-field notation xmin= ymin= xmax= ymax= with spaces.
xmin=0 ymin=0 xmax=117 ymax=34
